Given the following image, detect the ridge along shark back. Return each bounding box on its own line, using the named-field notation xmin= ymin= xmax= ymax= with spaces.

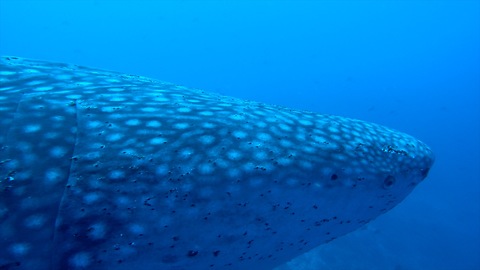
xmin=0 ymin=56 xmax=434 ymax=270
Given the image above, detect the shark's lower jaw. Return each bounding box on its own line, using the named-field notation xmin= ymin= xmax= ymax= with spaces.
xmin=0 ymin=56 xmax=434 ymax=270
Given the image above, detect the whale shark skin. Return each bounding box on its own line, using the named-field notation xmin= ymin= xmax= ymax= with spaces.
xmin=0 ymin=56 xmax=434 ymax=270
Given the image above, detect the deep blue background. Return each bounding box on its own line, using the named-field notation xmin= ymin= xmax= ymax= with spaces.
xmin=1 ymin=1 xmax=479 ymax=269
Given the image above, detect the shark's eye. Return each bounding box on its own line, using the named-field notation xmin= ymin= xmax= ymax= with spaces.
xmin=420 ymin=167 xmax=430 ymax=179
xmin=383 ymin=175 xmax=396 ymax=189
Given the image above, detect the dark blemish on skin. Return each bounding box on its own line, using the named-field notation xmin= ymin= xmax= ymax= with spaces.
xmin=331 ymin=174 xmax=338 ymax=180
xmin=213 ymin=250 xmax=220 ymax=257
xmin=187 ymin=250 xmax=198 ymax=257
xmin=383 ymin=175 xmax=395 ymax=189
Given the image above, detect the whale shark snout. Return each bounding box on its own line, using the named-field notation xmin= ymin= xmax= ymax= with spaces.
xmin=0 ymin=56 xmax=434 ymax=270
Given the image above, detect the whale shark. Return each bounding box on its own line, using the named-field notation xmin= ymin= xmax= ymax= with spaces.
xmin=0 ymin=56 xmax=434 ymax=270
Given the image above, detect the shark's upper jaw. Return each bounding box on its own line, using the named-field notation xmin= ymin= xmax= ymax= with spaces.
xmin=0 ymin=56 xmax=434 ymax=270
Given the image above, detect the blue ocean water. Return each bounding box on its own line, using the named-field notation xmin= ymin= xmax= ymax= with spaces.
xmin=0 ymin=1 xmax=478 ymax=269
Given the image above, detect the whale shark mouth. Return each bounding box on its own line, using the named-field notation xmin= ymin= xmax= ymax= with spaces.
xmin=0 ymin=56 xmax=434 ymax=270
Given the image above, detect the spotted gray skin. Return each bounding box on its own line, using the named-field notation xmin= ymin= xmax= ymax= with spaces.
xmin=0 ymin=56 xmax=434 ymax=270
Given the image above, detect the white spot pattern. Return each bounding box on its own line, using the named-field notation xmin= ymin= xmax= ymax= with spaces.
xmin=0 ymin=56 xmax=434 ymax=270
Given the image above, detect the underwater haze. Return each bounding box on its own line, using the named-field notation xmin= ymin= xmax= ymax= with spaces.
xmin=0 ymin=0 xmax=479 ymax=270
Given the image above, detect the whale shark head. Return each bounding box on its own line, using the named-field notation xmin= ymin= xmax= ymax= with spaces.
xmin=0 ymin=56 xmax=434 ymax=270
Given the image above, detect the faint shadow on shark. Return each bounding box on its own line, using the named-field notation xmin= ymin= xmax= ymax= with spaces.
xmin=0 ymin=56 xmax=434 ymax=270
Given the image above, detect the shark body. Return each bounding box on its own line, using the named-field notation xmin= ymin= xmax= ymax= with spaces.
xmin=0 ymin=56 xmax=434 ymax=270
